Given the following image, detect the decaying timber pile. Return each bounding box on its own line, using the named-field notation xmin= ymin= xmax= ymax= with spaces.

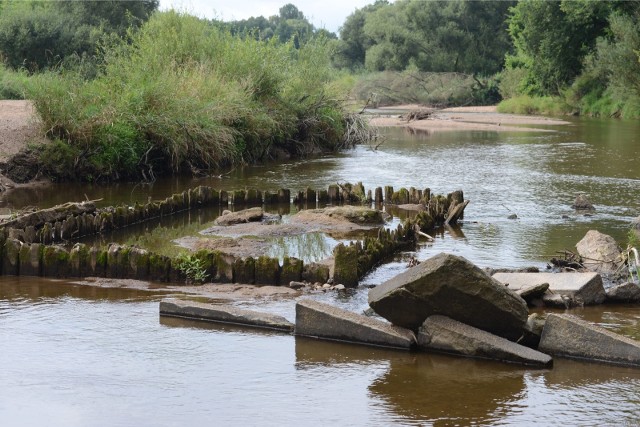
xmin=0 ymin=183 xmax=469 ymax=286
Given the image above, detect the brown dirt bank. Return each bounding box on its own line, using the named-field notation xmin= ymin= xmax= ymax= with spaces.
xmin=369 ymin=105 xmax=570 ymax=133
xmin=0 ymin=100 xmax=49 ymax=189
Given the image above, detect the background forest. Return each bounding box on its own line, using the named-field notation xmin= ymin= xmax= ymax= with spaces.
xmin=0 ymin=0 xmax=638 ymax=181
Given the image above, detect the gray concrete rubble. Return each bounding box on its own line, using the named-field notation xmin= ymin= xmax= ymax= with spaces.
xmin=159 ymin=299 xmax=294 ymax=332
xmin=539 ymin=314 xmax=640 ymax=367
xmin=418 ymin=315 xmax=553 ymax=367
xmin=492 ymin=272 xmax=606 ymax=305
xmin=369 ymin=253 xmax=528 ymax=340
xmin=605 ymin=282 xmax=640 ymax=303
xmin=295 ymin=299 xmax=415 ymax=349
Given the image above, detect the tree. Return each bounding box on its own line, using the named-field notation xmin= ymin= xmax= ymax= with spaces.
xmin=0 ymin=0 xmax=158 ymax=71
xmin=507 ymin=0 xmax=612 ymax=95
xmin=335 ymin=0 xmax=513 ymax=74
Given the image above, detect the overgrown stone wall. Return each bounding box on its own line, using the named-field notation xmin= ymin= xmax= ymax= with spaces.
xmin=0 ymin=183 xmax=467 ymax=286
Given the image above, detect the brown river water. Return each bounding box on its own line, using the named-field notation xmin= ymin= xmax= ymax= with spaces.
xmin=1 ymin=115 xmax=640 ymax=426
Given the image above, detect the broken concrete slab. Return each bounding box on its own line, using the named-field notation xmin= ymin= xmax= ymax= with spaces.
xmin=295 ymin=299 xmax=415 ymax=350
xmin=418 ymin=315 xmax=552 ymax=367
xmin=159 ymin=299 xmax=294 ymax=332
xmin=539 ymin=314 xmax=640 ymax=367
xmin=606 ymin=282 xmax=640 ymax=303
xmin=516 ymin=282 xmax=549 ymax=302
xmin=369 ymin=253 xmax=528 ymax=340
xmin=492 ymin=272 xmax=606 ymax=305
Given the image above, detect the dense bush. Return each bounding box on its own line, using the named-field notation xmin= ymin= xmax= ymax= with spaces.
xmin=351 ymin=70 xmax=499 ymax=107
xmin=27 ymin=11 xmax=359 ymax=181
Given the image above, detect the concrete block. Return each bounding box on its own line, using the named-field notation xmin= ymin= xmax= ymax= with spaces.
xmin=539 ymin=314 xmax=640 ymax=367
xmin=295 ymin=299 xmax=415 ymax=350
xmin=418 ymin=315 xmax=552 ymax=367
xmin=160 ymin=299 xmax=294 ymax=332
xmin=493 ymin=272 xmax=606 ymax=305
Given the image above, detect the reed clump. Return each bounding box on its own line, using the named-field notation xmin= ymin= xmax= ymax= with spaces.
xmin=27 ymin=11 xmax=366 ymax=181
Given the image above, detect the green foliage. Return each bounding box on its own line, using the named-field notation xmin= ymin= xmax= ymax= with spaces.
xmin=0 ymin=64 xmax=29 ymax=99
xmin=0 ymin=0 xmax=158 ymax=71
xmin=506 ymin=0 xmax=614 ymax=96
xmin=496 ymin=95 xmax=571 ymax=116
xmin=174 ymin=252 xmax=209 ymax=284
xmin=336 ymin=0 xmax=513 ymax=75
xmin=226 ymin=3 xmax=335 ymax=48
xmin=27 ymin=11 xmax=357 ymax=181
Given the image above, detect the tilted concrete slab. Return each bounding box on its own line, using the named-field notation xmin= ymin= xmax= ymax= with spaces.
xmin=418 ymin=315 xmax=552 ymax=367
xmin=539 ymin=314 xmax=640 ymax=367
xmin=159 ymin=299 xmax=294 ymax=332
xmin=295 ymin=299 xmax=415 ymax=350
xmin=492 ymin=272 xmax=606 ymax=305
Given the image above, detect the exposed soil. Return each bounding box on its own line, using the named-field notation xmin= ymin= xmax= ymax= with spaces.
xmin=0 ymin=100 xmax=48 ymax=189
xmin=369 ymin=105 xmax=570 ymax=133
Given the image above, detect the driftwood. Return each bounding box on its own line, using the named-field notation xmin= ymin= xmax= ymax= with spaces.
xmin=401 ymin=109 xmax=433 ymax=122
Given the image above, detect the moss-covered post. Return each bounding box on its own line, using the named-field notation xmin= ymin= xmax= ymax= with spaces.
xmin=42 ymin=245 xmax=70 ymax=278
xmin=245 ymin=189 xmax=261 ymax=206
xmin=149 ymin=253 xmax=171 ymax=282
xmin=255 ymin=256 xmax=280 ymax=285
xmin=233 ymin=257 xmax=255 ymax=284
xmin=231 ymin=190 xmax=246 ymax=206
xmin=277 ymin=189 xmax=290 ymax=204
xmin=219 ymin=190 xmax=229 ymax=208
xmin=328 ymin=184 xmax=341 ymax=204
xmin=20 ymin=243 xmax=42 ymax=277
xmin=3 ymin=238 xmax=21 ymax=276
xmin=129 ymin=247 xmax=150 ymax=280
xmin=333 ymin=243 xmax=359 ymax=287
xmin=302 ymin=262 xmax=330 ymax=284
xmin=374 ymin=187 xmax=383 ymax=206
xmin=384 ymin=186 xmax=394 ymax=204
xmin=281 ymin=256 xmax=303 ymax=285
xmin=213 ymin=251 xmax=234 ymax=283
xmin=89 ymin=246 xmax=108 ymax=277
xmin=69 ymin=243 xmax=90 ymax=278
xmin=317 ymin=189 xmax=329 ymax=205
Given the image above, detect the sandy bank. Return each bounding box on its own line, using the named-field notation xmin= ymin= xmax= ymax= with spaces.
xmin=369 ymin=105 xmax=570 ymax=133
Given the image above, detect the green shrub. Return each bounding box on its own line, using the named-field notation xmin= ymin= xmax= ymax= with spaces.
xmin=27 ymin=11 xmax=361 ymax=182
xmin=497 ymin=95 xmax=571 ymax=116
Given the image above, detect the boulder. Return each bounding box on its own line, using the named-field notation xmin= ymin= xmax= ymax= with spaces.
xmin=159 ymin=299 xmax=294 ymax=332
xmin=539 ymin=314 xmax=640 ymax=367
xmin=295 ymin=299 xmax=415 ymax=349
xmin=213 ymin=207 xmax=263 ymax=226
xmin=492 ymin=272 xmax=606 ymax=305
xmin=418 ymin=315 xmax=552 ymax=367
xmin=575 ymin=230 xmax=623 ymax=275
xmin=368 ymin=253 xmax=528 ymax=340
xmin=606 ymin=282 xmax=640 ymax=303
xmin=572 ymin=194 xmax=594 ymax=210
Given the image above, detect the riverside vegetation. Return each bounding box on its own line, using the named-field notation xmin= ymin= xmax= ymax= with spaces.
xmin=0 ymin=1 xmax=639 ymax=184
xmin=0 ymin=5 xmax=370 ymax=182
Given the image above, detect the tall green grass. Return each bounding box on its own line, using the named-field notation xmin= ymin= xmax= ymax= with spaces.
xmin=496 ymin=95 xmax=571 ymax=116
xmin=27 ymin=11 xmax=358 ymax=181
xmin=0 ymin=65 xmax=29 ymax=99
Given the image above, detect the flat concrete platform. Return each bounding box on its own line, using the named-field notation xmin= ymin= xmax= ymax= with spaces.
xmin=159 ymin=299 xmax=294 ymax=332
xmin=492 ymin=272 xmax=606 ymax=305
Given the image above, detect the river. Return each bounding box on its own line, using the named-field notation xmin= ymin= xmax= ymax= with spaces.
xmin=1 ymin=115 xmax=639 ymax=426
